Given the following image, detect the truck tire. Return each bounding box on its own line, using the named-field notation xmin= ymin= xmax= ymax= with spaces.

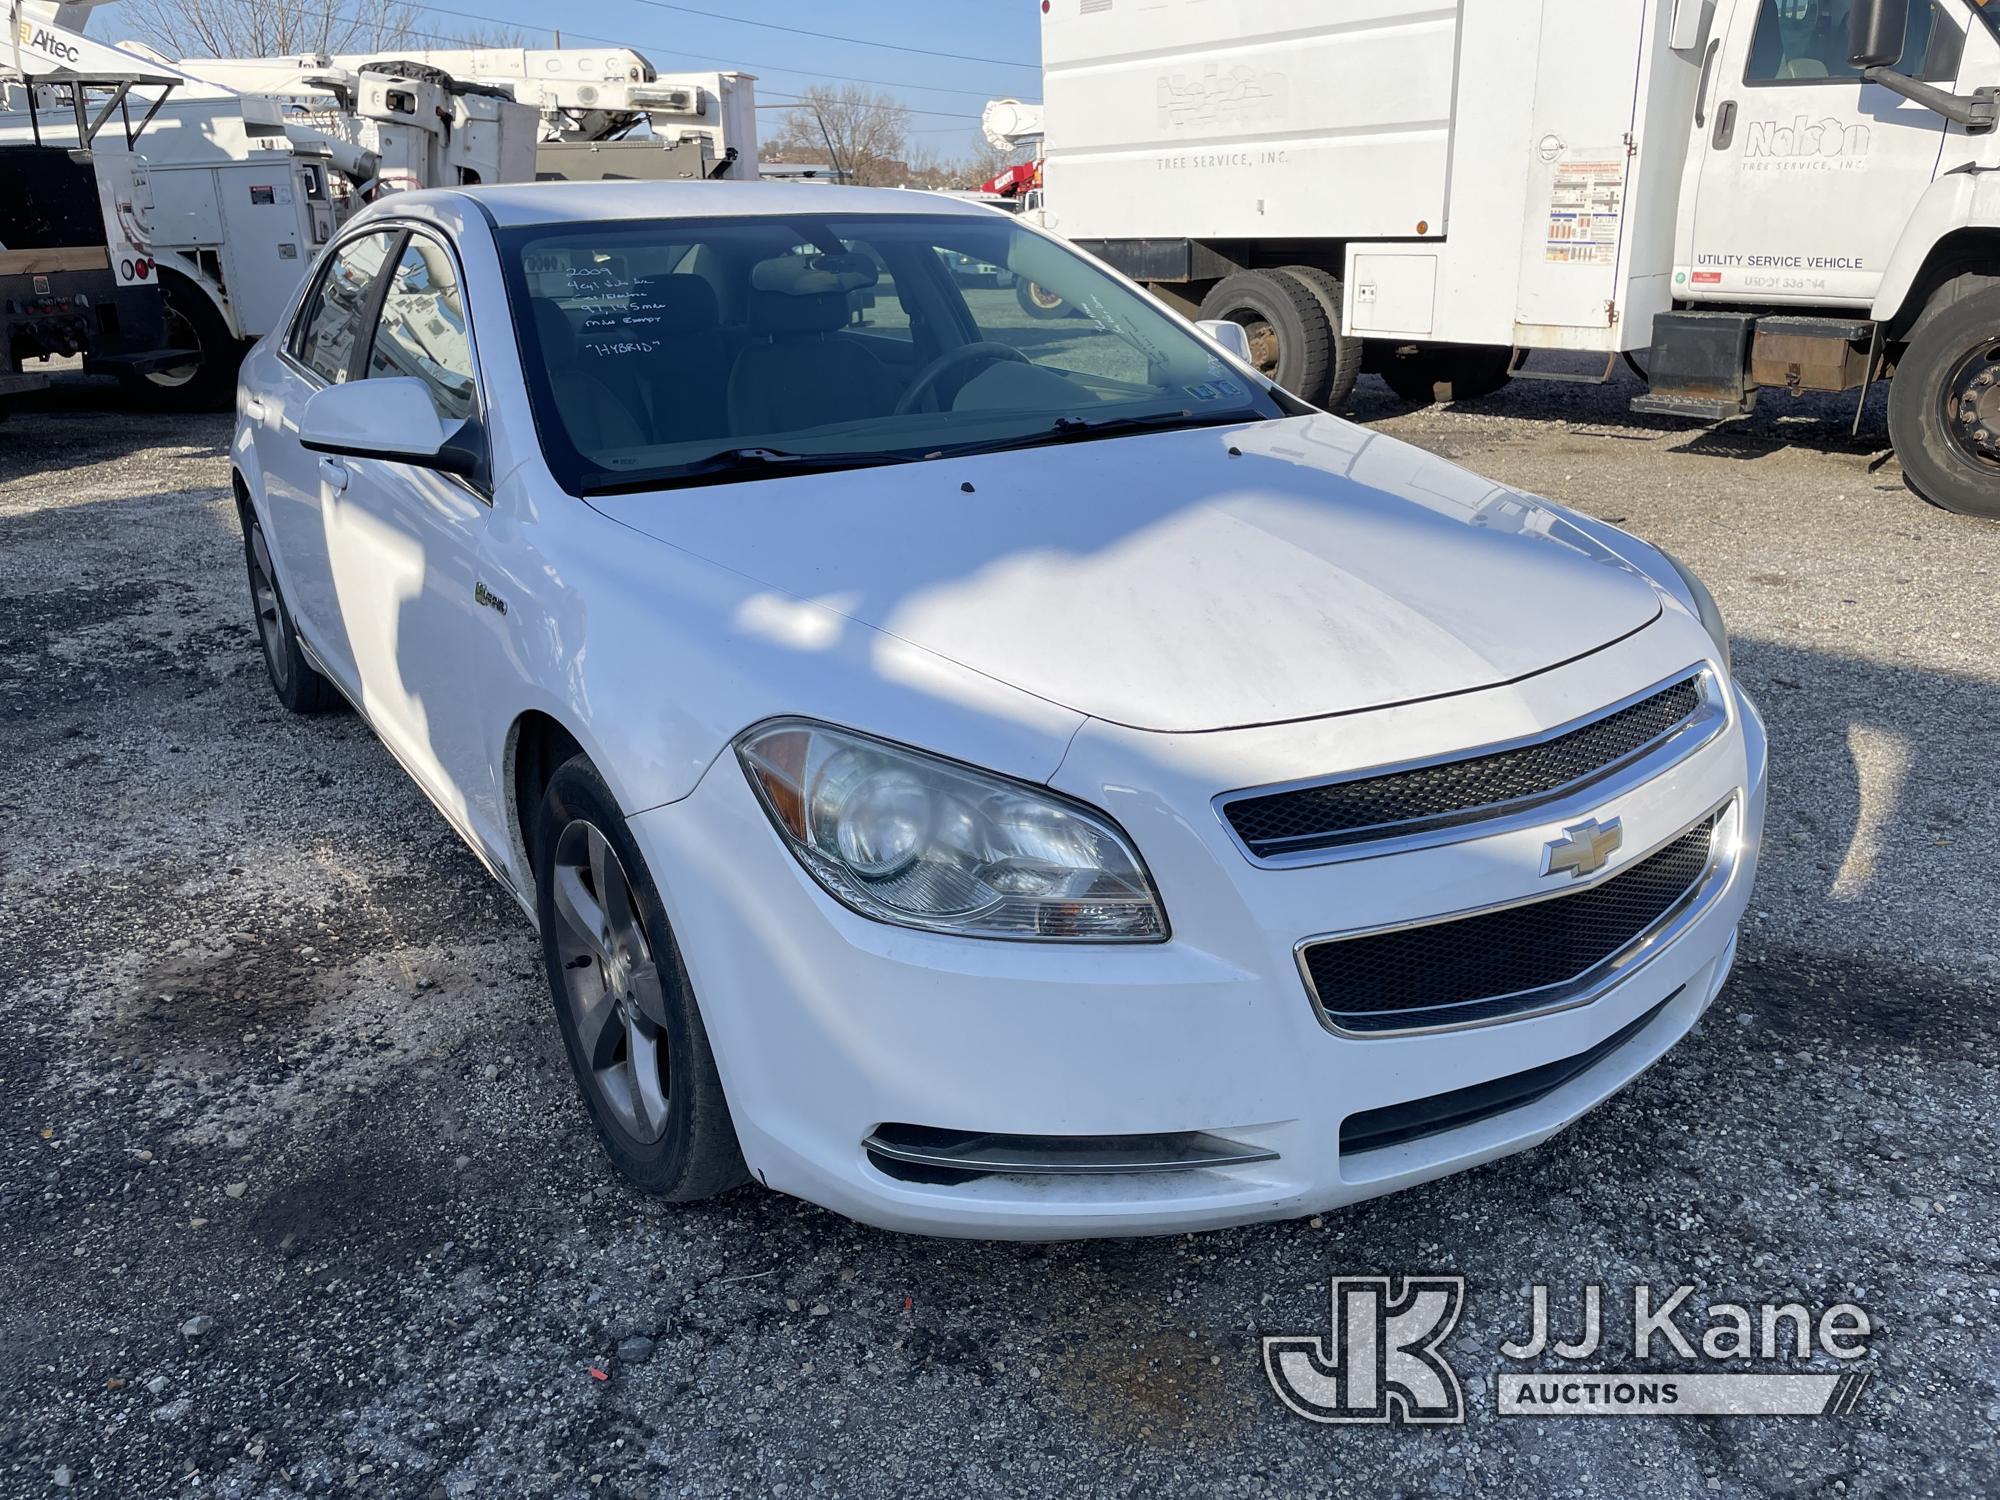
xmin=1887 ymin=273 xmax=2000 ymax=520
xmin=1015 ymin=279 xmax=1073 ymax=320
xmin=129 ymin=273 xmax=241 ymax=413
xmin=1380 ymin=343 xmax=1515 ymax=406
xmin=1197 ymin=270 xmax=1333 ymax=403
xmin=1277 ymin=266 xmax=1364 ymax=408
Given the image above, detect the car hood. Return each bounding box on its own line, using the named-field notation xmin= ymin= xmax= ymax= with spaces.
xmin=586 ymin=414 xmax=1663 ymax=733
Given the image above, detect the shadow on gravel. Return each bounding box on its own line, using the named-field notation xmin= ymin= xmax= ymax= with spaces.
xmin=1339 ymin=367 xmax=1899 ymax=470
xmin=0 ymin=383 xmax=231 ymax=485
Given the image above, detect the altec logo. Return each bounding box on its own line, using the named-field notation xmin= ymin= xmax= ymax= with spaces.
xmin=1745 ymin=116 xmax=1871 ymax=162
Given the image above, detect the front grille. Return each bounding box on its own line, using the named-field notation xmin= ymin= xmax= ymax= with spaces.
xmin=1300 ymin=812 xmax=1719 ymax=1034
xmin=1340 ymin=992 xmax=1678 ymax=1153
xmin=1224 ymin=674 xmax=1706 ymax=858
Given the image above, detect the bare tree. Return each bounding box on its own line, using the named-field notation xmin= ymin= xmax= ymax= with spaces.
xmin=766 ymin=85 xmax=914 ymax=187
xmin=119 ymin=0 xmax=424 ymax=59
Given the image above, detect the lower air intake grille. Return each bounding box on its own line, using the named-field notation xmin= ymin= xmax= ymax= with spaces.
xmin=1341 ymin=991 xmax=1678 ymax=1154
xmin=1301 ymin=812 xmax=1719 ymax=1034
xmin=1225 ymin=674 xmax=1705 ymax=858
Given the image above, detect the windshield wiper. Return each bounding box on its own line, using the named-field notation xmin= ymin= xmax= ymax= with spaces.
xmin=577 ymin=446 xmax=929 ymax=496
xmin=933 ymin=408 xmax=1267 ymax=460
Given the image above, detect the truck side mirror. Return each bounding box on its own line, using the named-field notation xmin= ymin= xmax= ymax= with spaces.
xmin=1848 ymin=0 xmax=1908 ymax=70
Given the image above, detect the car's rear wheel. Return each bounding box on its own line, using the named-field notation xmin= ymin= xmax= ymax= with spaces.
xmin=537 ymin=755 xmax=748 ymax=1200
xmin=237 ymin=499 xmax=342 ymax=715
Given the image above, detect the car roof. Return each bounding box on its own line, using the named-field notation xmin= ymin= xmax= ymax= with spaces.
xmin=404 ymin=180 xmax=1005 ymax=228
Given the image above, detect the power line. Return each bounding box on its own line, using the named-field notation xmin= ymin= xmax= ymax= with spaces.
xmin=141 ymin=0 xmax=1040 ymax=107
xmin=620 ymin=1 xmax=1040 ymax=70
xmin=117 ymin=0 xmax=1008 ymax=122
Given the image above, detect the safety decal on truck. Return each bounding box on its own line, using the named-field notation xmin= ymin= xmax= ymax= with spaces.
xmin=1545 ymin=148 xmax=1626 ymax=267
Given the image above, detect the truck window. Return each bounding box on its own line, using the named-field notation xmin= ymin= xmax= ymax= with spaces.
xmin=364 ymin=234 xmax=477 ymax=424
xmin=1745 ymin=0 xmax=1951 ymax=84
xmin=291 ymin=231 xmax=397 ymax=384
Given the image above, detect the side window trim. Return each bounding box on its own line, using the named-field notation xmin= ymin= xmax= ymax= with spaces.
xmin=354 ymin=224 xmax=494 ymax=502
xmin=282 ymin=226 xmax=400 ymax=386
xmin=345 ymin=229 xmax=411 ymax=383
xmin=353 ymin=225 xmax=485 ymax=413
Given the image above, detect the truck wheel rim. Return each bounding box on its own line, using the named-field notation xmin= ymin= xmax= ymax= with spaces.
xmin=1941 ymin=340 xmax=2000 ymax=468
xmin=551 ymin=820 xmax=672 ymax=1145
xmin=1026 ymin=280 xmax=1064 ymax=310
xmin=145 ymin=305 xmax=202 ymax=389
xmin=1217 ymin=309 xmax=1280 ymax=378
xmin=247 ymin=526 xmax=290 ymax=692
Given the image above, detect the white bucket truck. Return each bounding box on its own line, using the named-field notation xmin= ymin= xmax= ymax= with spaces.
xmin=1038 ymin=0 xmax=2000 ymax=518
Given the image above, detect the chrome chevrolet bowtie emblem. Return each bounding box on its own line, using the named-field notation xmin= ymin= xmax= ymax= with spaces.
xmin=1542 ymin=817 xmax=1623 ymax=879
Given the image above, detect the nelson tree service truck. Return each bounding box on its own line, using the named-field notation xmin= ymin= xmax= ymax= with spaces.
xmin=1036 ymin=0 xmax=2000 ymax=519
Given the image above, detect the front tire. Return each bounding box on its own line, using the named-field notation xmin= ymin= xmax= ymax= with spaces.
xmin=1887 ymin=273 xmax=2000 ymax=520
xmin=537 ymin=756 xmax=748 ymax=1200
xmin=238 ymin=499 xmax=342 ymax=715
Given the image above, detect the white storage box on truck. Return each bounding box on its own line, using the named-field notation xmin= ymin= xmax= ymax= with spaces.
xmin=1039 ymin=0 xmax=2000 ymax=518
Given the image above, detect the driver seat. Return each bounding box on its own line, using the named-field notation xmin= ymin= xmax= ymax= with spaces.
xmin=727 ymin=286 xmax=900 ymax=436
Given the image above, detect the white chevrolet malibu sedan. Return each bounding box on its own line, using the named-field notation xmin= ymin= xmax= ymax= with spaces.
xmin=232 ymin=182 xmax=1765 ymax=1238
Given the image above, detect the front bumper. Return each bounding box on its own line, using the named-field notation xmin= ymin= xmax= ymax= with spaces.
xmin=631 ymin=636 xmax=1767 ymax=1239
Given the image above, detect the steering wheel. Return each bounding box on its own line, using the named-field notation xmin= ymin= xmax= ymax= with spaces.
xmin=894 ymin=341 xmax=1032 ymax=415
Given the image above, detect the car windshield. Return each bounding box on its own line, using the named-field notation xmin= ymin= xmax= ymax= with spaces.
xmin=496 ymin=211 xmax=1286 ymax=494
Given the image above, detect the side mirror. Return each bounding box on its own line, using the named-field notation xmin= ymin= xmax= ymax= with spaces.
xmin=1848 ymin=0 xmax=1907 ymax=70
xmin=298 ymin=377 xmax=481 ymax=478
xmin=1196 ymin=318 xmax=1255 ymax=364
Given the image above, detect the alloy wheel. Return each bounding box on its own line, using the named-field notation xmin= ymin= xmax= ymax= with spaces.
xmin=551 ymin=819 xmax=673 ymax=1144
xmin=247 ymin=525 xmax=290 ymax=693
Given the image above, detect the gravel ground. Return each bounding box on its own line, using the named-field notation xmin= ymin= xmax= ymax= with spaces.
xmin=2 ymin=369 xmax=1997 ymax=1498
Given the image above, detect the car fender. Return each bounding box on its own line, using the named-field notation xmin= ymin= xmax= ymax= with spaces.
xmin=473 ymin=478 xmax=1088 ymax=828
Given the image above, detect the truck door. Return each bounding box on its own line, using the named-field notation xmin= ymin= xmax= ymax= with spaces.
xmin=1683 ymin=0 xmax=1958 ymax=306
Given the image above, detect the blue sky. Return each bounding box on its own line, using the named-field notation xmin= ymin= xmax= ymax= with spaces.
xmin=95 ymin=0 xmax=1044 ymax=159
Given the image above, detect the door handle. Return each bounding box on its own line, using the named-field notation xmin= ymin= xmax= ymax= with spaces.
xmin=318 ymin=457 xmax=349 ymax=493
xmin=1694 ymin=38 xmax=1721 ymax=127
xmin=1712 ymin=98 xmax=1737 ymax=150
xmin=244 ymin=396 xmax=266 ymax=419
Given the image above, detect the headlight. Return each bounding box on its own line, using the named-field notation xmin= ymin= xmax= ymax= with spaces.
xmin=1660 ymin=550 xmax=1731 ymax=672
xmin=736 ymin=720 xmax=1166 ymax=942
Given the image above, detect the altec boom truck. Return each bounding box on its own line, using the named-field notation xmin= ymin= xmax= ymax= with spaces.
xmin=1039 ymin=0 xmax=2000 ymax=518
xmin=1 ymin=1 xmax=192 ymax=410
xmin=5 ymin=5 xmax=760 ymax=409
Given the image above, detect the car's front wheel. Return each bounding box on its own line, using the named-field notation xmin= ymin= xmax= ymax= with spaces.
xmin=237 ymin=498 xmax=342 ymax=715
xmin=537 ymin=755 xmax=748 ymax=1199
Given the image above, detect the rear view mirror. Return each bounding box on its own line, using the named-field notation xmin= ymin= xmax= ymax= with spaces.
xmin=1848 ymin=0 xmax=1907 ymax=69
xmin=298 ymin=377 xmax=481 ymax=478
xmin=1196 ymin=318 xmax=1254 ymax=364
